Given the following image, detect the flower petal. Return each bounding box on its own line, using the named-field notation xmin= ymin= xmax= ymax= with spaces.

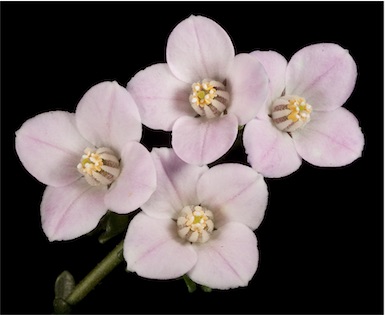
xmin=127 ymin=63 xmax=194 ymax=131
xmin=172 ymin=114 xmax=238 ymax=165
xmin=41 ymin=179 xmax=108 ymax=241
xmin=124 ymin=212 xmax=197 ymax=280
xmin=197 ymin=163 xmax=268 ymax=230
xmin=250 ymin=50 xmax=287 ymax=119
xmin=286 ymin=43 xmax=357 ymax=111
xmin=227 ymin=53 xmax=269 ymax=125
xmin=188 ymin=222 xmax=258 ymax=290
xmin=166 ymin=15 xmax=235 ymax=83
xmin=15 ymin=111 xmax=91 ymax=187
xmin=243 ymin=119 xmax=302 ymax=178
xmin=76 ymin=81 xmax=142 ymax=153
xmin=292 ymin=108 xmax=364 ymax=166
xmin=104 ymin=142 xmax=156 ymax=214
xmin=141 ymin=148 xmax=208 ymax=219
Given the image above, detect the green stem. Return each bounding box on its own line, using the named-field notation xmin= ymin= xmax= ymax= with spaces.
xmin=66 ymin=240 xmax=124 ymax=306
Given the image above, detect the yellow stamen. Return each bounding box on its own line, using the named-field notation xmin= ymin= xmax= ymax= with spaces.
xmin=191 ymin=81 xmax=217 ymax=108
xmin=177 ymin=205 xmax=214 ymax=243
xmin=79 ymin=149 xmax=104 ymax=175
xmin=287 ymin=98 xmax=312 ymax=122
xmin=271 ymin=95 xmax=313 ymax=132
xmin=77 ymin=147 xmax=120 ymax=186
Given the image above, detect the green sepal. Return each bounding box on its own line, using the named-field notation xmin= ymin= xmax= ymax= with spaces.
xmin=200 ymin=285 xmax=212 ymax=293
xmin=97 ymin=211 xmax=131 ymax=244
xmin=182 ymin=274 xmax=197 ymax=293
xmin=53 ymin=270 xmax=75 ymax=314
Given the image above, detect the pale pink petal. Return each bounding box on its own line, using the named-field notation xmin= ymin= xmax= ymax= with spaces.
xmin=166 ymin=15 xmax=235 ymax=83
xmin=188 ymin=222 xmax=258 ymax=290
xmin=141 ymin=148 xmax=208 ymax=219
xmin=250 ymin=50 xmax=287 ymax=119
xmin=41 ymin=178 xmax=108 ymax=241
xmin=76 ymin=81 xmax=142 ymax=153
xmin=197 ymin=163 xmax=268 ymax=230
xmin=127 ymin=63 xmax=194 ymax=131
xmin=226 ymin=53 xmax=269 ymax=126
xmin=243 ymin=119 xmax=302 ymax=178
xmin=124 ymin=212 xmax=197 ymax=279
xmin=15 ymin=111 xmax=91 ymax=187
xmin=172 ymin=114 xmax=238 ymax=165
xmin=286 ymin=43 xmax=357 ymax=111
xmin=292 ymin=108 xmax=364 ymax=166
xmin=104 ymin=142 xmax=156 ymax=214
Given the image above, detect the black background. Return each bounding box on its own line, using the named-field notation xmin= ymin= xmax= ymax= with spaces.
xmin=1 ymin=1 xmax=383 ymax=314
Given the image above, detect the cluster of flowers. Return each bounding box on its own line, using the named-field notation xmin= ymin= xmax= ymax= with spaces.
xmin=15 ymin=15 xmax=364 ymax=290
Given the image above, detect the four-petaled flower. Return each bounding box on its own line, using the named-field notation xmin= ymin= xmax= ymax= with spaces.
xmin=127 ymin=15 xmax=269 ymax=166
xmin=123 ymin=148 xmax=268 ymax=289
xmin=15 ymin=81 xmax=157 ymax=241
xmin=243 ymin=43 xmax=365 ymax=178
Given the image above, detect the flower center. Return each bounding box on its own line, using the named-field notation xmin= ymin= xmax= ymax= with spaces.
xmin=189 ymin=79 xmax=229 ymax=119
xmin=77 ymin=147 xmax=120 ymax=186
xmin=272 ymin=95 xmax=313 ymax=132
xmin=177 ymin=205 xmax=214 ymax=243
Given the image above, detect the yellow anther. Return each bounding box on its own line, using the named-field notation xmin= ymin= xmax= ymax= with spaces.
xmin=286 ymin=97 xmax=312 ymax=123
xmin=190 ymin=81 xmax=217 ymax=108
xmin=177 ymin=205 xmax=214 ymax=243
xmin=77 ymin=147 xmax=120 ymax=186
xmin=79 ymin=148 xmax=104 ymax=175
xmin=272 ymin=95 xmax=313 ymax=132
xmin=189 ymin=79 xmax=229 ymax=118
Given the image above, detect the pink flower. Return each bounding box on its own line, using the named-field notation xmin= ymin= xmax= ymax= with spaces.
xmin=127 ymin=15 xmax=269 ymax=165
xmin=15 ymin=81 xmax=157 ymax=241
xmin=243 ymin=43 xmax=365 ymax=178
xmin=123 ymin=148 xmax=268 ymax=289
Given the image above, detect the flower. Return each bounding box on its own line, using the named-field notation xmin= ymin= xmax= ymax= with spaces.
xmin=127 ymin=15 xmax=269 ymax=165
xmin=123 ymin=148 xmax=268 ymax=289
xmin=243 ymin=43 xmax=365 ymax=178
xmin=15 ymin=81 xmax=157 ymax=241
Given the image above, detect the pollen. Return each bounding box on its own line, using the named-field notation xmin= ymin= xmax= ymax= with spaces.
xmin=177 ymin=205 xmax=214 ymax=243
xmin=77 ymin=147 xmax=120 ymax=186
xmin=271 ymin=95 xmax=312 ymax=132
xmin=79 ymin=149 xmax=104 ymax=175
xmin=189 ymin=79 xmax=229 ymax=119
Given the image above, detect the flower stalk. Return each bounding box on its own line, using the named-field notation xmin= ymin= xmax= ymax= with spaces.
xmin=54 ymin=240 xmax=124 ymax=313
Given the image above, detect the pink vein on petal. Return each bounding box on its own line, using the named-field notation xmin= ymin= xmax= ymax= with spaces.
xmin=222 ymin=178 xmax=258 ymax=206
xmin=156 ymin=158 xmax=185 ymax=213
xmin=290 ymin=55 xmax=344 ymax=97
xmin=199 ymin=122 xmax=210 ymax=164
xmin=140 ymin=95 xmax=187 ymax=102
xmin=23 ymin=134 xmax=78 ymax=156
xmin=192 ymin=20 xmax=209 ymax=78
xmin=51 ymin=185 xmax=96 ymax=237
xmin=135 ymin=239 xmax=170 ymax=265
xmin=213 ymin=244 xmax=243 ymax=282
xmin=299 ymin=124 xmax=359 ymax=153
xmin=107 ymin=91 xmax=115 ymax=139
